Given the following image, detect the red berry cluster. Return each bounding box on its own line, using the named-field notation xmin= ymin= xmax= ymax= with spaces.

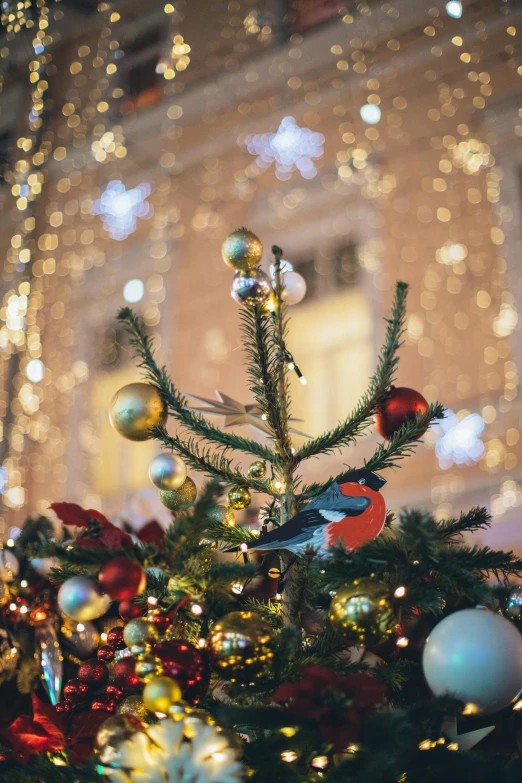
xmin=57 ymin=625 xmax=132 ymax=714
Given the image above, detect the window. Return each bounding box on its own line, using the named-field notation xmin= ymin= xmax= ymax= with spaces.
xmin=293 ymin=242 xmax=359 ymax=301
xmin=119 ymin=27 xmax=163 ymax=114
xmin=287 ymin=0 xmax=343 ymax=32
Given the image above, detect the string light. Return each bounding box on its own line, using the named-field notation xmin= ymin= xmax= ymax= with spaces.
xmin=446 ymin=1 xmax=463 ymax=18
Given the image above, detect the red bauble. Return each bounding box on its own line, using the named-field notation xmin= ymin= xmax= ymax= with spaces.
xmin=150 ymin=611 xmax=171 ymax=634
xmin=78 ymin=658 xmax=109 ymax=687
xmin=97 ymin=645 xmax=115 ymax=663
xmin=119 ymin=600 xmax=142 ymax=620
xmin=374 ymin=386 xmax=429 ymax=440
xmin=99 ymin=557 xmax=146 ymax=601
xmin=106 ymin=684 xmax=124 ymax=700
xmin=91 ymin=695 xmax=117 ymax=712
xmin=55 ymin=701 xmax=72 ymax=713
xmin=106 ymin=626 xmax=125 ymax=649
xmin=153 ymin=640 xmax=209 ymax=704
xmin=113 ymin=656 xmax=140 ymax=688
xmin=63 ymin=678 xmax=89 ymax=702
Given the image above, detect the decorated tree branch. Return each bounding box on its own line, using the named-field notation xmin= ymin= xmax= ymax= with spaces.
xmin=5 ymin=228 xmax=522 ymax=783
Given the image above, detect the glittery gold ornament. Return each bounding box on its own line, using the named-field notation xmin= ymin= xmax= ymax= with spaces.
xmin=248 ymin=461 xmax=266 ymax=479
xmin=109 ymin=383 xmax=167 ymax=442
xmin=123 ymin=618 xmax=159 ymax=650
xmin=222 ymin=228 xmax=263 ymax=271
xmin=143 ymin=675 xmax=182 ymax=714
xmin=227 ymin=486 xmax=251 ymax=510
xmin=207 ymin=610 xmax=275 ymax=683
xmin=329 ymin=578 xmax=396 ymax=646
xmin=129 ymin=642 xmax=152 ymax=659
xmin=117 ymin=695 xmax=152 ymax=722
xmin=149 ymin=453 xmax=187 ymax=491
xmin=207 ymin=505 xmax=236 ymax=527
xmin=159 ymin=477 xmax=197 ymax=511
xmin=95 ymin=714 xmax=138 ymax=766
xmin=135 ymin=654 xmax=162 ymax=683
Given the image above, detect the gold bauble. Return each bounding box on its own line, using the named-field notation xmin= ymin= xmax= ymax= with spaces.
xmin=135 ymin=653 xmax=162 ymax=683
xmin=117 ymin=695 xmax=152 ymax=723
xmin=149 ymin=452 xmax=187 ymax=490
xmin=129 ymin=642 xmax=152 ymax=659
xmin=207 ymin=610 xmax=275 ymax=683
xmin=222 ymin=228 xmax=263 ymax=271
xmin=95 ymin=714 xmax=137 ymax=766
xmin=159 ymin=477 xmax=197 ymax=510
xmin=207 ymin=504 xmax=236 ymax=528
xmin=123 ymin=618 xmax=159 ymax=649
xmin=227 ymin=486 xmax=251 ymax=510
xmin=248 ymin=461 xmax=266 ymax=479
xmin=143 ymin=675 xmax=182 ymax=714
xmin=109 ymin=383 xmax=167 ymax=442
xmin=329 ymin=578 xmax=396 ymax=646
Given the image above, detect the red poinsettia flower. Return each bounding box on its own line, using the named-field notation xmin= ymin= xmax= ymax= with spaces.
xmin=2 ymin=694 xmax=66 ymax=762
xmin=2 ymin=693 xmax=111 ymax=764
xmin=137 ymin=520 xmax=165 ymax=547
xmin=272 ymin=665 xmax=386 ymax=751
xmin=51 ymin=502 xmax=134 ymax=550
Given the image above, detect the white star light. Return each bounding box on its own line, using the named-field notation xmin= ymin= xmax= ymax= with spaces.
xmin=433 ymin=409 xmax=485 ymax=470
xmin=242 ymin=116 xmax=325 ymax=180
xmin=93 ymin=180 xmax=153 ymax=240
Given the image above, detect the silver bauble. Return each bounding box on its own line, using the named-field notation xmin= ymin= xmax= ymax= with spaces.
xmin=0 ymin=550 xmax=19 ymax=583
xmin=61 ymin=620 xmax=101 ymax=657
xmin=423 ymin=607 xmax=522 ymax=715
xmin=231 ymin=269 xmax=272 ymax=307
xmin=505 ymin=585 xmax=522 ymax=629
xmin=58 ymin=576 xmax=111 ymax=622
xmin=149 ymin=453 xmax=187 ymax=491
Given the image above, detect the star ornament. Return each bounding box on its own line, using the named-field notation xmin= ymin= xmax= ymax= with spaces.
xmin=183 ymin=390 xmax=310 ymax=438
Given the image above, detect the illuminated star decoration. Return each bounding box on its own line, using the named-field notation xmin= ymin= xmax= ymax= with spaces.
xmin=183 ymin=390 xmax=310 ymax=438
xmin=242 ymin=116 xmax=325 ymax=180
xmin=433 ymin=409 xmax=485 ymax=470
xmin=93 ymin=180 xmax=153 ymax=240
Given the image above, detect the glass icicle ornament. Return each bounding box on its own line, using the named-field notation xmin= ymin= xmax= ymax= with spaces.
xmin=34 ymin=621 xmax=63 ymax=706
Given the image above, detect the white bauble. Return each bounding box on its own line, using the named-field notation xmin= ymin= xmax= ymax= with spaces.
xmin=58 ymin=576 xmax=111 ymax=622
xmin=0 ymin=550 xmax=19 ymax=582
xmin=281 ymin=271 xmax=306 ymax=306
xmin=423 ymin=607 xmax=522 ymax=715
xmin=31 ymin=557 xmax=59 ymax=578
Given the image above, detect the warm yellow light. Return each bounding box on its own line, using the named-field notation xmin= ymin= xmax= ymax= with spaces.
xmin=394 ymin=586 xmax=406 ymax=598
xmin=281 ymin=751 xmax=298 ymax=762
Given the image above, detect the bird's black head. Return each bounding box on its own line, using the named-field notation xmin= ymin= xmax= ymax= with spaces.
xmin=336 ymin=469 xmax=386 ymax=491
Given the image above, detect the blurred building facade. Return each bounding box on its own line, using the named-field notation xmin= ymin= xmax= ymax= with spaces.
xmin=0 ymin=0 xmax=521 ymax=551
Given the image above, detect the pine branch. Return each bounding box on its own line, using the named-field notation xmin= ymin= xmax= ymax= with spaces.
xmin=117 ymin=307 xmax=273 ymax=462
xmin=153 ymin=426 xmax=275 ymax=495
xmin=241 ymin=305 xmax=288 ymax=455
xmin=243 ymin=598 xmax=283 ymax=627
xmin=437 ymin=507 xmax=491 ymax=541
xmin=364 ymin=403 xmax=444 ymax=472
xmin=295 ymin=281 xmax=409 ymax=463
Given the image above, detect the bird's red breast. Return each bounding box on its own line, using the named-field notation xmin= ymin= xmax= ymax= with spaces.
xmin=325 ymin=481 xmax=386 ymax=550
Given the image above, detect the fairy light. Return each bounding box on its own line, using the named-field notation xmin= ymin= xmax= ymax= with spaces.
xmin=396 ymin=636 xmax=409 ymax=648
xmin=281 ymin=751 xmax=298 ymax=762
xmin=446 ymin=1 xmax=462 ymax=18
xmin=191 ymin=603 xmax=203 ymax=615
xmin=311 ymin=756 xmax=328 ymax=770
xmin=394 ymin=586 xmax=406 ymax=598
xmin=76 ymin=623 xmax=85 ymax=632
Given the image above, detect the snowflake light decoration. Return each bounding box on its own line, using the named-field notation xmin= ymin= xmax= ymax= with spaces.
xmin=241 ymin=116 xmax=325 ymax=180
xmin=93 ymin=180 xmax=153 ymax=240
xmin=432 ymin=409 xmax=485 ymax=470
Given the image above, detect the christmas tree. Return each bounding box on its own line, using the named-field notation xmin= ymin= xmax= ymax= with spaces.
xmin=3 ymin=228 xmax=522 ymax=782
